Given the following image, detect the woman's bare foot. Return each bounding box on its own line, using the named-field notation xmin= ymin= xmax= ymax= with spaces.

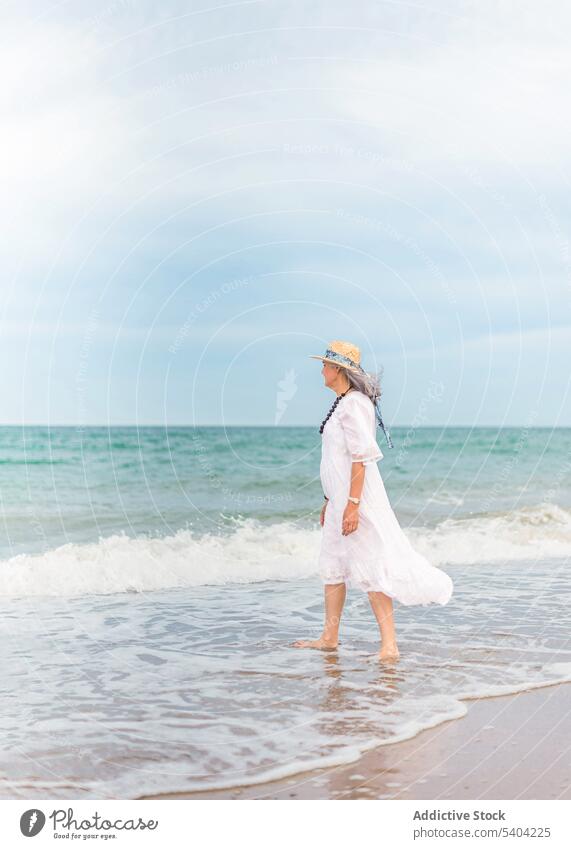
xmin=292 ymin=636 xmax=338 ymax=651
xmin=378 ymin=643 xmax=400 ymax=662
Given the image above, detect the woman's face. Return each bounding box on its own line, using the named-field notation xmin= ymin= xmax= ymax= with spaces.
xmin=322 ymin=361 xmax=340 ymax=387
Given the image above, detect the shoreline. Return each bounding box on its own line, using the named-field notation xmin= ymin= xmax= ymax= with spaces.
xmin=140 ymin=682 xmax=571 ymax=800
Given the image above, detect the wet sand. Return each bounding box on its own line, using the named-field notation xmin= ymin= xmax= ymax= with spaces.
xmin=140 ymin=682 xmax=571 ymax=800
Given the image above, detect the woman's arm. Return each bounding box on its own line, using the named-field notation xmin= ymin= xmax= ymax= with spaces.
xmin=342 ymin=461 xmax=365 ymax=535
xmin=349 ymin=461 xmax=365 ymax=501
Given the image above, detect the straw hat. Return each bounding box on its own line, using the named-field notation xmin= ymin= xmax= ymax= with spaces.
xmin=309 ymin=340 xmax=364 ymax=374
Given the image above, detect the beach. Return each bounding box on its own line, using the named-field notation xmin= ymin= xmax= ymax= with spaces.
xmin=141 ymin=682 xmax=571 ymax=800
xmin=1 ymin=426 xmax=570 ymax=800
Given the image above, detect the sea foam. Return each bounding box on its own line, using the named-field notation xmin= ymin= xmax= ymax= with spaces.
xmin=1 ymin=503 xmax=570 ymax=598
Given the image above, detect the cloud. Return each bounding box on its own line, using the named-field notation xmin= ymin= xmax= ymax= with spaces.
xmin=3 ymin=1 xmax=569 ymax=282
xmin=331 ymin=43 xmax=571 ymax=171
xmin=2 ymin=1 xmax=570 ymax=424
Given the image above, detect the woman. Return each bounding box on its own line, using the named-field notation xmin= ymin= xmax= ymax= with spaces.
xmin=294 ymin=340 xmax=453 ymax=662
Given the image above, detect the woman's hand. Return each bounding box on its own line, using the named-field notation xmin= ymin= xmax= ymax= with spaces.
xmin=320 ymin=501 xmax=328 ymax=527
xmin=342 ymin=501 xmax=360 ymax=535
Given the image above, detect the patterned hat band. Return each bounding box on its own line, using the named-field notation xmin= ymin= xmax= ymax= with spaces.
xmin=323 ymin=349 xmax=364 ymax=372
xmin=374 ymin=400 xmax=394 ymax=450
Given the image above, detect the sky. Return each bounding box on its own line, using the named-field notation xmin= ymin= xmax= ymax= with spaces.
xmin=1 ymin=0 xmax=570 ymax=427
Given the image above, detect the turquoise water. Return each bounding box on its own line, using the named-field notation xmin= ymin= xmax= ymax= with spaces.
xmin=1 ymin=426 xmax=570 ymax=798
xmin=2 ymin=425 xmax=571 ymax=561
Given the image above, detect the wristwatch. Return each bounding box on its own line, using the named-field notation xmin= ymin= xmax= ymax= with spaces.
xmin=347 ymin=496 xmax=360 ymax=505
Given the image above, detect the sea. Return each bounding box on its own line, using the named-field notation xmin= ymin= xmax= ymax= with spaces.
xmin=0 ymin=425 xmax=570 ymax=799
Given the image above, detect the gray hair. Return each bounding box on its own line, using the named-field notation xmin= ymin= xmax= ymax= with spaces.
xmin=343 ymin=365 xmax=383 ymax=404
xmin=334 ymin=363 xmax=393 ymax=448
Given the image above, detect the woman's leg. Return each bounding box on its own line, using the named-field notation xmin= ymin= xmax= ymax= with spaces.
xmin=293 ymin=582 xmax=346 ymax=649
xmin=368 ymin=591 xmax=400 ymax=660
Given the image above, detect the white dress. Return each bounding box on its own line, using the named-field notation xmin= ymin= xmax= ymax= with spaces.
xmin=319 ymin=390 xmax=453 ymax=605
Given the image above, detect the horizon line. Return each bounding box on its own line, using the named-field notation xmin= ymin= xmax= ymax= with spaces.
xmin=0 ymin=423 xmax=568 ymax=429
